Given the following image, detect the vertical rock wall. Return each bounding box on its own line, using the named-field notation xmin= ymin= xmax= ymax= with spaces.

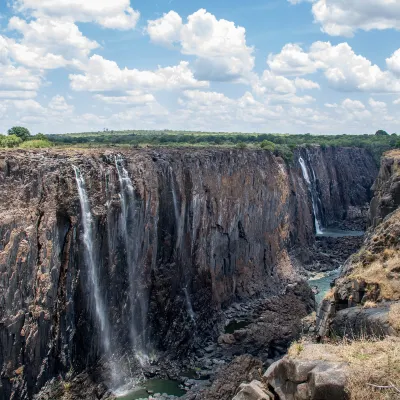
xmin=0 ymin=147 xmax=377 ymax=399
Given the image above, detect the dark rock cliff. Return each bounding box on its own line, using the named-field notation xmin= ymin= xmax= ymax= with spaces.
xmin=317 ymin=150 xmax=400 ymax=338
xmin=0 ymin=147 xmax=377 ymax=399
xmin=296 ymin=146 xmax=378 ymax=230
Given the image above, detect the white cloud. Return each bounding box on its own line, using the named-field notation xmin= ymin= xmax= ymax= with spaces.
xmin=147 ymin=9 xmax=254 ymax=82
xmin=48 ymin=95 xmax=74 ymax=113
xmin=368 ymin=98 xmax=387 ymax=112
xmin=0 ymin=90 xmax=37 ymax=99
xmin=394 ymin=98 xmax=400 ymax=105
xmin=69 ymin=55 xmax=208 ymax=92
xmin=386 ymin=49 xmax=400 ymax=77
xmin=0 ymin=63 xmax=42 ymax=91
xmin=269 ymin=41 xmax=400 ymax=93
xmin=13 ymin=0 xmax=140 ymax=30
xmin=268 ymin=44 xmax=317 ymax=76
xmin=311 ymin=0 xmax=400 ymax=37
xmin=94 ymin=91 xmax=156 ymax=105
xmin=294 ymin=77 xmax=320 ymax=90
xmin=0 ymin=15 xmax=99 ymax=70
xmin=147 ymin=11 xmax=183 ymax=46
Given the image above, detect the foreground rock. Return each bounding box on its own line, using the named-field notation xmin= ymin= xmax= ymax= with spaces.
xmin=265 ymin=356 xmax=348 ymax=400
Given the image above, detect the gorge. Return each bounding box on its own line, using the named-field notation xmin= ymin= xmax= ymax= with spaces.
xmin=0 ymin=146 xmax=378 ymax=400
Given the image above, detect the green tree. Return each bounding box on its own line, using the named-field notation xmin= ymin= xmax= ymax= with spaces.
xmin=375 ymin=130 xmax=389 ymax=136
xmin=8 ymin=126 xmax=31 ymax=141
xmin=3 ymin=135 xmax=22 ymax=148
xmin=35 ymin=133 xmax=48 ymax=141
xmin=260 ymin=140 xmax=276 ymax=152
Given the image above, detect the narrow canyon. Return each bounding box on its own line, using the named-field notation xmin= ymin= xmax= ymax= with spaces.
xmin=0 ymin=146 xmax=378 ymax=400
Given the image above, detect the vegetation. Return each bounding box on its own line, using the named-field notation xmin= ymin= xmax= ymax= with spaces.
xmin=45 ymin=129 xmax=399 ymax=164
xmin=0 ymin=134 xmax=23 ymax=148
xmin=20 ymin=139 xmax=53 ymax=149
xmin=1 ymin=127 xmax=399 ymax=164
xmin=8 ymin=126 xmax=31 ymax=141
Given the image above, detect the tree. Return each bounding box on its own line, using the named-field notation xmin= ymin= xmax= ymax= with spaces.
xmin=8 ymin=126 xmax=31 ymax=141
xmin=3 ymin=135 xmax=22 ymax=148
xmin=35 ymin=133 xmax=48 ymax=141
xmin=375 ymin=130 xmax=389 ymax=136
xmin=260 ymin=140 xmax=276 ymax=152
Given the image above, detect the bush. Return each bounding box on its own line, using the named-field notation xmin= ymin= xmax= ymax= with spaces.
xmin=1 ymin=134 xmax=23 ymax=148
xmin=260 ymin=140 xmax=276 ymax=152
xmin=274 ymin=144 xmax=293 ymax=163
xmin=8 ymin=126 xmax=31 ymax=141
xmin=236 ymin=142 xmax=247 ymax=149
xmin=20 ymin=139 xmax=52 ymax=149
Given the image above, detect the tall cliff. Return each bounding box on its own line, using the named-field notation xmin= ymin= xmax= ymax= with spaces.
xmin=0 ymin=147 xmax=377 ymax=399
xmin=317 ymin=150 xmax=400 ymax=338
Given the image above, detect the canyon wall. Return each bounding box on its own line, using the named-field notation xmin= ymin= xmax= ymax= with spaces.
xmin=0 ymin=147 xmax=377 ymax=399
xmin=296 ymin=146 xmax=378 ymax=230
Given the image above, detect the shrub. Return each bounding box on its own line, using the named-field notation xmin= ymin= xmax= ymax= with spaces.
xmin=1 ymin=135 xmax=22 ymax=148
xmin=20 ymin=139 xmax=52 ymax=149
xmin=260 ymin=140 xmax=276 ymax=152
xmin=8 ymin=126 xmax=31 ymax=141
xmin=236 ymin=142 xmax=247 ymax=149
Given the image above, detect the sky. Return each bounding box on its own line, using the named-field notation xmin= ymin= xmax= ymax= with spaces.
xmin=0 ymin=0 xmax=400 ymax=135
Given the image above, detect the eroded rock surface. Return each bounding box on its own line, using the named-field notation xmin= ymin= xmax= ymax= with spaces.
xmin=0 ymin=147 xmax=377 ymax=399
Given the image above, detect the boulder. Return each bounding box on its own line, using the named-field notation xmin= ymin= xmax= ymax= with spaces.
xmin=232 ymin=380 xmax=273 ymax=400
xmin=264 ymin=356 xmax=349 ymax=400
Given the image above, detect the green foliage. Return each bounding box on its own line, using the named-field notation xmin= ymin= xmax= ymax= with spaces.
xmin=20 ymin=139 xmax=52 ymax=149
xmin=8 ymin=126 xmax=31 ymax=141
xmin=43 ymin=129 xmax=400 ymax=165
xmin=236 ymin=142 xmax=247 ymax=149
xmin=260 ymin=140 xmax=276 ymax=152
xmin=1 ymin=134 xmax=23 ymax=148
xmin=33 ymin=133 xmax=48 ymax=141
xmin=375 ymin=130 xmax=389 ymax=136
xmin=274 ymin=144 xmax=293 ymax=163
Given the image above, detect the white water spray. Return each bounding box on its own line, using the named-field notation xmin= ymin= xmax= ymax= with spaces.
xmin=73 ymin=166 xmax=119 ymax=387
xmin=183 ymin=287 xmax=196 ymax=323
xmin=299 ymin=157 xmax=323 ymax=235
xmin=115 ymin=156 xmax=149 ymax=365
xmin=73 ymin=166 xmax=111 ymax=349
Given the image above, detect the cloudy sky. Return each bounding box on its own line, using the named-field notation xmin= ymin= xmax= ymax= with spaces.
xmin=0 ymin=0 xmax=400 ymax=135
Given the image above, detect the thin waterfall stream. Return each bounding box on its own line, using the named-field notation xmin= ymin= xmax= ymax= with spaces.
xmin=299 ymin=156 xmax=323 ymax=235
xmin=115 ymin=156 xmax=150 ymax=366
xmin=73 ymin=166 xmax=118 ymax=386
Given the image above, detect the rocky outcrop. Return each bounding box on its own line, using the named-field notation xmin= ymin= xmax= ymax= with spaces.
xmin=317 ymin=150 xmax=400 ymax=338
xmin=0 ymin=147 xmax=377 ymax=399
xmin=264 ymin=356 xmax=348 ymax=400
xmin=369 ymin=150 xmax=400 ymax=228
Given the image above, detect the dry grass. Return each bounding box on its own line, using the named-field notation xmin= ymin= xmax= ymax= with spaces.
xmin=389 ymin=303 xmax=400 ymax=332
xmin=363 ymin=301 xmax=378 ymax=308
xmin=289 ymin=337 xmax=400 ymax=400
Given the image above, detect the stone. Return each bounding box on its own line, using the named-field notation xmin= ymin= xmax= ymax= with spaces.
xmin=218 ymin=334 xmax=236 ymax=345
xmin=308 ymin=362 xmax=348 ymax=400
xmin=232 ymin=380 xmax=272 ymax=400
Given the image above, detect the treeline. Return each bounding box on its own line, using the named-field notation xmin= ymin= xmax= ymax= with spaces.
xmin=47 ymin=130 xmax=399 ymax=163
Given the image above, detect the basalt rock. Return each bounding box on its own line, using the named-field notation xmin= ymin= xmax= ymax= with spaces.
xmin=0 ymin=147 xmax=377 ymax=399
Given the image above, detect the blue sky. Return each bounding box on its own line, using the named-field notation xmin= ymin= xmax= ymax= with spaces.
xmin=0 ymin=0 xmax=400 ymax=134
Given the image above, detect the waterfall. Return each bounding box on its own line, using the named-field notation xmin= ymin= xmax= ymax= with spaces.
xmin=73 ymin=166 xmax=119 ymax=386
xmin=183 ymin=287 xmax=196 ymax=323
xmin=73 ymin=166 xmax=112 ymax=349
xmin=299 ymin=157 xmax=323 ymax=235
xmin=115 ymin=156 xmax=149 ymax=365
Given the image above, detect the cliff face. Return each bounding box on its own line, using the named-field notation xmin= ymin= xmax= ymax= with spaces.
xmin=0 ymin=147 xmax=377 ymax=399
xmin=317 ymin=150 xmax=400 ymax=338
xmin=369 ymin=150 xmax=400 ymax=228
xmin=296 ymin=146 xmax=378 ymax=230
